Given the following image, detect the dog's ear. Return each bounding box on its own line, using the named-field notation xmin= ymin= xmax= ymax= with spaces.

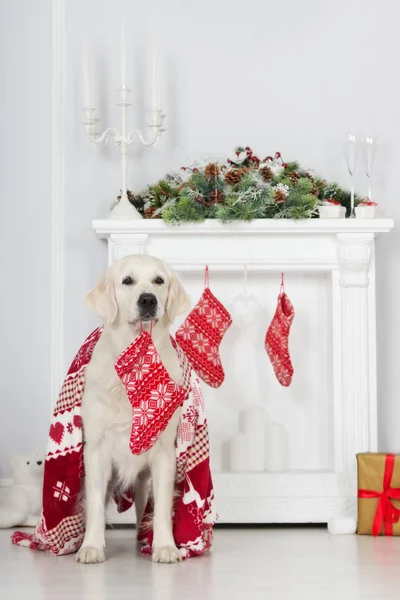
xmin=166 ymin=271 xmax=190 ymax=323
xmin=86 ymin=269 xmax=118 ymax=323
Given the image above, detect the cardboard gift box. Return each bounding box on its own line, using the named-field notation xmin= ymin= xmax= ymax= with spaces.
xmin=357 ymin=453 xmax=400 ymax=536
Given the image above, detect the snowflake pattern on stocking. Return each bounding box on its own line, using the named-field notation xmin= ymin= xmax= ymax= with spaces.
xmin=192 ymin=333 xmax=211 ymax=354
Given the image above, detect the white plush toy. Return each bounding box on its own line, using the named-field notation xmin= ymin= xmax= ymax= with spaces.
xmin=0 ymin=451 xmax=44 ymax=528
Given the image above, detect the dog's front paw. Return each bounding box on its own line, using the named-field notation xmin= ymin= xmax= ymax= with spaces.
xmin=152 ymin=545 xmax=182 ymax=564
xmin=76 ymin=545 xmax=105 ymax=564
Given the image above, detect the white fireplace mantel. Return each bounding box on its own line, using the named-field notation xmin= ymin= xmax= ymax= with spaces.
xmin=93 ymin=218 xmax=393 ymax=283
xmin=93 ymin=218 xmax=393 ymax=524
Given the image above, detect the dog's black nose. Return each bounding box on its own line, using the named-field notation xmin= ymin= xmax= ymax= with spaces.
xmin=138 ymin=293 xmax=157 ymax=307
xmin=37 ymin=461 xmax=42 ymax=466
xmin=138 ymin=293 xmax=157 ymax=314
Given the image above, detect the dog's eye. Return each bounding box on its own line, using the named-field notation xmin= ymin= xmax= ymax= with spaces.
xmin=26 ymin=461 xmax=30 ymax=465
xmin=122 ymin=276 xmax=134 ymax=285
xmin=154 ymin=276 xmax=164 ymax=285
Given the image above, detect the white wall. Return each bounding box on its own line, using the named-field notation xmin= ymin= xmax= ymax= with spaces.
xmin=1 ymin=0 xmax=399 ymax=476
xmin=0 ymin=0 xmax=53 ymax=477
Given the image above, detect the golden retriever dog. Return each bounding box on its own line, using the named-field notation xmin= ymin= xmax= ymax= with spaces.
xmin=76 ymin=254 xmax=189 ymax=564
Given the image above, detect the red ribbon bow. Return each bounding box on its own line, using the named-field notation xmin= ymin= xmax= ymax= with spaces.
xmin=359 ymin=200 xmax=378 ymax=207
xmin=358 ymin=454 xmax=400 ymax=536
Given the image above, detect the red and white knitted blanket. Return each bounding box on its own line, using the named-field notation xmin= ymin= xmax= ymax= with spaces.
xmin=11 ymin=327 xmax=216 ymax=559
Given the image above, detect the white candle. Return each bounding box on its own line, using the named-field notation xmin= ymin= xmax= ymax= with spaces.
xmin=243 ymin=406 xmax=267 ymax=472
xmin=247 ymin=432 xmax=265 ymax=472
xmin=265 ymin=422 xmax=289 ymax=472
xmin=152 ymin=47 xmax=160 ymax=110
xmin=83 ymin=43 xmax=92 ymax=107
xmin=243 ymin=406 xmax=268 ymax=434
xmin=121 ymin=20 xmax=126 ymax=88
xmin=230 ymin=433 xmax=249 ymax=472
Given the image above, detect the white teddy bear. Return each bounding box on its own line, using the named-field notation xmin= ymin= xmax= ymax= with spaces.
xmin=0 ymin=450 xmax=44 ymax=528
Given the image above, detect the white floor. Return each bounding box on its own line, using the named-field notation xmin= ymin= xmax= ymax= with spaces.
xmin=1 ymin=527 xmax=400 ymax=600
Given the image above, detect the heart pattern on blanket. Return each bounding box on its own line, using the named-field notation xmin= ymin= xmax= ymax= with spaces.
xmin=49 ymin=422 xmax=64 ymax=445
xmin=73 ymin=416 xmax=82 ymax=429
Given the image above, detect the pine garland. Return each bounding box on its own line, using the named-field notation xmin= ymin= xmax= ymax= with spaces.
xmin=119 ymin=147 xmax=364 ymax=223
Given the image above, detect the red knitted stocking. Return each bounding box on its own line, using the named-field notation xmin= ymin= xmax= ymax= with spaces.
xmin=265 ymin=274 xmax=295 ymax=387
xmin=115 ymin=329 xmax=189 ymax=454
xmin=175 ymin=266 xmax=232 ymax=388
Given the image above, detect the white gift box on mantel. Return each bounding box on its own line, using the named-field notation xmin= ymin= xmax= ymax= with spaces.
xmin=318 ymin=200 xmax=346 ymax=219
xmin=355 ymin=201 xmax=377 ymax=219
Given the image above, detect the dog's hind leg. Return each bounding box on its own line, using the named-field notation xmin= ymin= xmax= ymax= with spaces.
xmin=134 ymin=469 xmax=150 ymax=538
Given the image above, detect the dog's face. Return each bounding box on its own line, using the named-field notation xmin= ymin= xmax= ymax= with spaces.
xmin=87 ymin=255 xmax=189 ymax=326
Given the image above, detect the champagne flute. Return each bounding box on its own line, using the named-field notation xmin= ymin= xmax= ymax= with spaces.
xmin=364 ymin=136 xmax=379 ymax=202
xmin=342 ymin=133 xmax=361 ymax=217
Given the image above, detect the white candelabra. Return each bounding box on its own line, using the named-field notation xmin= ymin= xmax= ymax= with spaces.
xmin=81 ymin=33 xmax=166 ymax=220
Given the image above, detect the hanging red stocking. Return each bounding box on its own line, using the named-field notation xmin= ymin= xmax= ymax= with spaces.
xmin=175 ymin=266 xmax=232 ymax=388
xmin=265 ymin=274 xmax=295 ymax=387
xmin=115 ymin=326 xmax=190 ymax=454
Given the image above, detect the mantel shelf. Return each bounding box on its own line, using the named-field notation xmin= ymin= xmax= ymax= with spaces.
xmin=93 ymin=217 xmax=394 ymax=238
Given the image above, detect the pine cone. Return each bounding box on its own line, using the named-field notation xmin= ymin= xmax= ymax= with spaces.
xmin=224 ymin=167 xmax=249 ymax=185
xmin=204 ymin=163 xmax=220 ymax=178
xmin=260 ymin=166 xmax=274 ymax=182
xmin=209 ymin=189 xmax=224 ymax=204
xmin=195 ymin=194 xmax=206 ymax=205
xmin=144 ymin=205 xmax=158 ymax=218
xmin=275 ymin=189 xmax=287 ymax=204
xmin=288 ymin=172 xmax=300 ymax=184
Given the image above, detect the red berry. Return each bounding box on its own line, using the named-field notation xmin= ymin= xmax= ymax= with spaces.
xmin=282 ymin=162 xmax=287 ymax=168
xmin=193 ymin=168 xmax=199 ymax=173
xmin=275 ymin=152 xmax=281 ymax=158
xmin=265 ymin=156 xmax=273 ymax=162
xmin=181 ymin=167 xmax=187 ymax=171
